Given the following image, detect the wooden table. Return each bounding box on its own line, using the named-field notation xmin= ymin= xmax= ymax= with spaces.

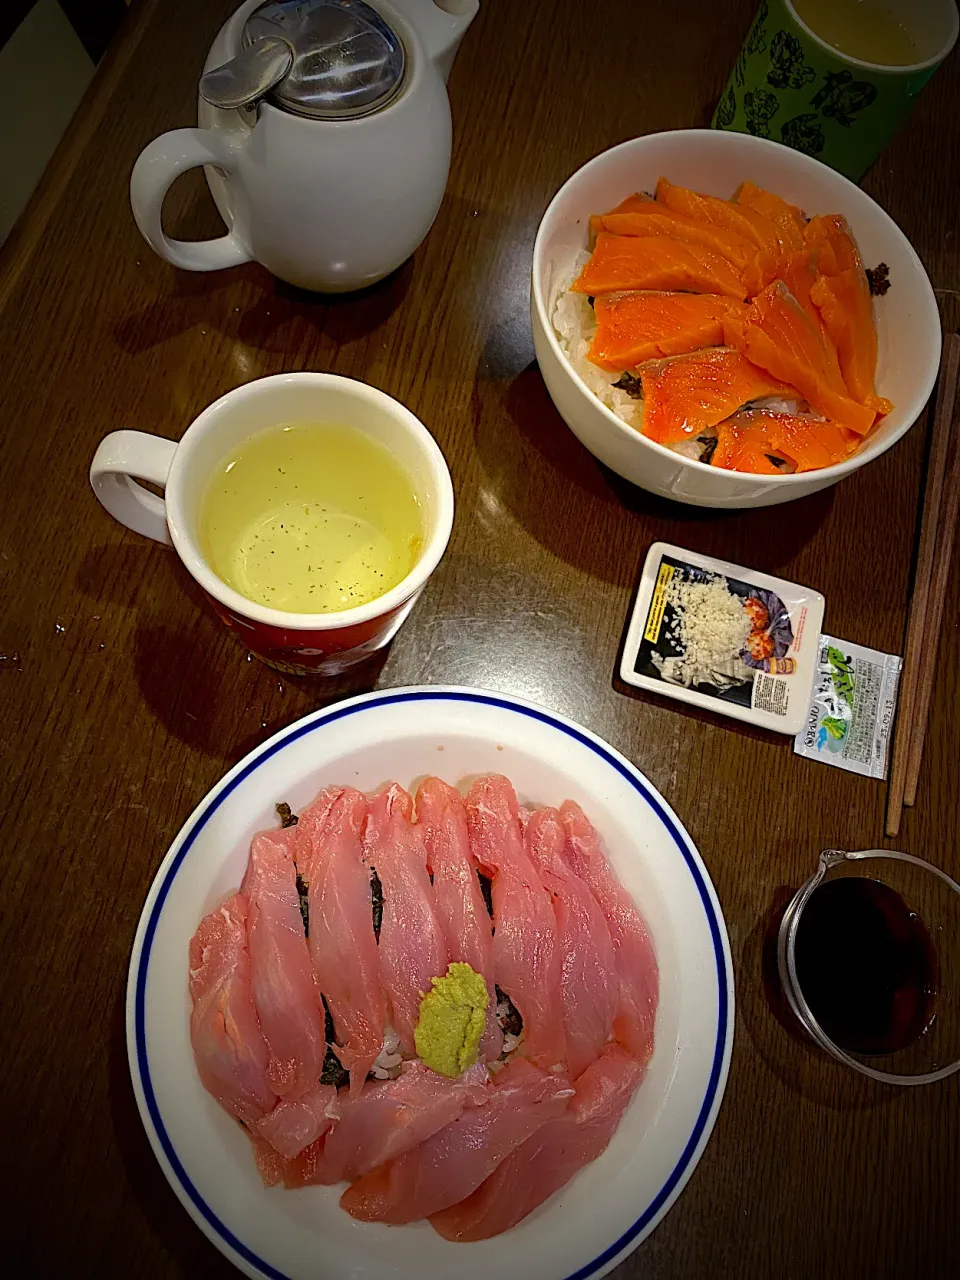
xmin=2 ymin=0 xmax=958 ymax=1275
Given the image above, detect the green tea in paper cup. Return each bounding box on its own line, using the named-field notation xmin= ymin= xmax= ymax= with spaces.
xmin=712 ymin=0 xmax=959 ymax=180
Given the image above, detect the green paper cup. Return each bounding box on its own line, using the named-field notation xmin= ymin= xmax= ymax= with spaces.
xmin=712 ymin=0 xmax=959 ymax=180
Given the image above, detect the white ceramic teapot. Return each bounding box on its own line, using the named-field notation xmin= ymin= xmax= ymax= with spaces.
xmin=130 ymin=0 xmax=478 ymax=291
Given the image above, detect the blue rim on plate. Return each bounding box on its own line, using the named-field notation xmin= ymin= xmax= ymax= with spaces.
xmin=129 ymin=687 xmax=732 ymax=1280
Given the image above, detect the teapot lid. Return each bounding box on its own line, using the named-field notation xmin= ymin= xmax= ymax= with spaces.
xmin=202 ymin=0 xmax=406 ymax=121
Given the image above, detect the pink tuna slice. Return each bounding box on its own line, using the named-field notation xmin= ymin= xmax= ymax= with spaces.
xmin=416 ymin=777 xmax=502 ymax=1062
xmin=430 ymin=1042 xmax=646 ymax=1240
xmin=365 ymin=784 xmax=448 ymax=1058
xmin=304 ymin=787 xmax=386 ymax=1093
xmin=293 ymin=786 xmax=341 ymax=886
xmin=465 ymin=776 xmax=567 ymax=1073
xmin=341 ymin=1057 xmax=573 ymax=1224
xmin=318 ymin=1060 xmax=490 ymax=1184
xmin=249 ymin=1082 xmax=339 ymax=1160
xmin=559 ymin=801 xmax=659 ymax=1065
xmin=188 ymin=892 xmax=277 ymax=1125
xmin=525 ymin=806 xmax=618 ymax=1079
xmin=241 ymin=828 xmax=326 ymax=1099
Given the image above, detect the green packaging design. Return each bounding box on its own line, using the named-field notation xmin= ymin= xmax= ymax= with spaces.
xmin=712 ymin=0 xmax=959 ymax=180
xmin=794 ymin=634 xmax=901 ymax=778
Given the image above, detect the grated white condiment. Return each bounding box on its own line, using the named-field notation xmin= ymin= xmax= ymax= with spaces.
xmin=653 ymin=574 xmax=752 ymax=689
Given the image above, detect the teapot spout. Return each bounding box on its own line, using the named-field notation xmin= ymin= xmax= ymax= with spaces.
xmin=391 ymin=0 xmax=479 ymax=82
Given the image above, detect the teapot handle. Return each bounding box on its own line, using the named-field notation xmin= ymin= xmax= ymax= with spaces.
xmin=130 ymin=128 xmax=252 ymax=272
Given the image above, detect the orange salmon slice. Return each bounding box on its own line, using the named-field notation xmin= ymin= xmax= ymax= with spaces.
xmin=593 ymin=207 xmax=755 ymax=269
xmin=734 ymin=180 xmax=806 ymax=245
xmin=811 ymin=267 xmax=893 ymax=416
xmin=572 ymin=233 xmax=747 ymax=299
xmin=638 ymin=347 xmax=793 ymax=445
xmin=723 ymin=282 xmax=877 ymax=434
xmin=588 ymin=292 xmax=746 ymax=371
xmin=713 ymin=410 xmax=863 ymax=474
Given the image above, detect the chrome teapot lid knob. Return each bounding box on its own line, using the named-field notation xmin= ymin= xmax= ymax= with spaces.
xmin=201 ymin=0 xmax=406 ymax=121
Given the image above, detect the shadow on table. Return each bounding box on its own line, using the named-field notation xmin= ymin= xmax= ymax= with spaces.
xmin=474 ymin=360 xmax=835 ymax=583
xmin=76 ymin=540 xmax=388 ymax=762
xmin=735 ymin=886 xmax=899 ymax=1112
xmin=112 ymin=255 xmax=411 ymax=358
xmin=108 ymin=989 xmax=237 ymax=1278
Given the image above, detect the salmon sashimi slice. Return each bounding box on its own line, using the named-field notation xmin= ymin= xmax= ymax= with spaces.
xmin=810 ymin=268 xmax=893 ymax=415
xmin=188 ymin=892 xmax=277 ymax=1125
xmin=366 ymin=784 xmax=449 ymax=1058
xmin=593 ymin=206 xmax=755 ymax=269
xmin=804 ymin=213 xmax=862 ymax=276
xmin=560 ymin=803 xmax=659 ymax=1065
xmin=724 ymin=281 xmax=877 ymax=434
xmin=340 ymin=1058 xmax=573 ymax=1224
xmin=429 ymin=1043 xmax=646 ymax=1242
xmin=589 ymin=292 xmax=746 ymax=371
xmin=525 ymin=807 xmax=618 ymax=1080
xmin=240 ymin=828 xmax=327 ymax=1100
xmin=779 ymin=249 xmax=845 ymax=384
xmin=302 ymin=787 xmax=386 ymax=1092
xmin=249 ymin=1082 xmax=339 ymax=1160
xmin=466 ymin=775 xmax=567 ymax=1073
xmin=656 ymin=176 xmax=784 ymax=257
xmin=320 ymin=1060 xmax=490 ymax=1185
xmin=572 ymin=233 xmax=747 ymax=299
xmin=712 ymin=411 xmax=862 ymax=474
xmin=416 ymin=778 xmax=502 ymax=1062
xmin=734 ymin=180 xmax=806 ymax=243
xmin=638 ymin=347 xmax=793 ymax=445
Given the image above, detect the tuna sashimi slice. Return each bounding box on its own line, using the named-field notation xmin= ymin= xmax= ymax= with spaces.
xmin=430 ymin=1043 xmax=646 ymax=1241
xmin=340 ymin=1058 xmax=573 ymax=1224
xmin=525 ymin=807 xmax=617 ymax=1079
xmin=572 ymin=233 xmax=747 ymax=300
xmin=241 ymin=828 xmax=326 ymax=1099
xmin=249 ymin=1082 xmax=339 ymax=1160
xmin=188 ymin=892 xmax=276 ymax=1125
xmin=589 ymin=292 xmax=746 ymax=372
xmin=723 ymin=282 xmax=877 ymax=434
xmin=713 ymin=411 xmax=861 ymax=475
xmin=305 ymin=788 xmax=386 ymax=1092
xmin=416 ymin=777 xmax=501 ymax=1062
xmin=366 ymin=784 xmax=449 ymax=1057
xmin=560 ymin=802 xmax=659 ymax=1065
xmin=320 ymin=1060 xmax=490 ymax=1184
xmin=293 ymin=786 xmax=340 ymax=886
xmin=638 ymin=347 xmax=792 ymax=445
xmin=466 ymin=775 xmax=567 ymax=1073
xmin=810 ymin=268 xmax=893 ymax=415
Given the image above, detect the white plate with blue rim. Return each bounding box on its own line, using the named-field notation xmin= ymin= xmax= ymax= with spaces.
xmin=127 ymin=686 xmax=734 ymax=1280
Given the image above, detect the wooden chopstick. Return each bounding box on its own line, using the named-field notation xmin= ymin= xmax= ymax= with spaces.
xmin=903 ymin=398 xmax=960 ymax=806
xmin=885 ymin=332 xmax=960 ymax=838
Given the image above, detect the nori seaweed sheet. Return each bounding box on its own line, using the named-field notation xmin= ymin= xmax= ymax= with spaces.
xmin=495 ymin=985 xmax=523 ymax=1038
xmin=370 ymin=867 xmax=383 ymax=941
xmin=477 ymin=870 xmax=494 ymax=918
xmin=295 ymin=873 xmax=309 ymax=936
xmin=319 ymin=996 xmax=349 ymax=1088
xmin=276 ymin=802 xmax=298 ymax=828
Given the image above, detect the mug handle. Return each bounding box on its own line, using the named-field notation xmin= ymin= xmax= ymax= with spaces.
xmin=130 ymin=128 xmax=253 ymax=272
xmin=89 ymin=431 xmax=178 ymax=545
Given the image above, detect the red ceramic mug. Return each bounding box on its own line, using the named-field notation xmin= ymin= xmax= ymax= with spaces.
xmin=89 ymin=373 xmax=454 ymax=674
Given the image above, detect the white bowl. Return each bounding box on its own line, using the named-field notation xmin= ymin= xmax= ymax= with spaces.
xmin=531 ymin=129 xmax=940 ymax=508
xmin=127 ymin=687 xmax=733 ymax=1280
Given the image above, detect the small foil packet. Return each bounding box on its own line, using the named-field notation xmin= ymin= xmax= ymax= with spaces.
xmin=620 ymin=542 xmax=824 ymax=736
xmin=793 ymin=635 xmax=902 ymax=779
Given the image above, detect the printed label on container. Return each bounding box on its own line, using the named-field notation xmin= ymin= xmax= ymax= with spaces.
xmin=621 ymin=543 xmax=825 ymax=736
xmin=794 ymin=634 xmax=901 ymax=779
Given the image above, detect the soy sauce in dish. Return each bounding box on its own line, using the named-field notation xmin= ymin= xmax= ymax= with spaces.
xmin=794 ymin=877 xmax=938 ymax=1056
